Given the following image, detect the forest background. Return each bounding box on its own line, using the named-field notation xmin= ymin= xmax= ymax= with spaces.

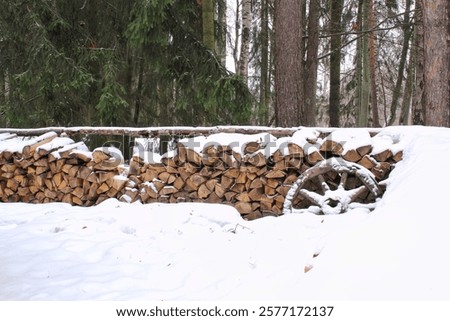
xmin=0 ymin=0 xmax=449 ymax=129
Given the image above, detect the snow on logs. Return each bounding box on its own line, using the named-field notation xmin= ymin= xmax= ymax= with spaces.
xmin=0 ymin=129 xmax=404 ymax=219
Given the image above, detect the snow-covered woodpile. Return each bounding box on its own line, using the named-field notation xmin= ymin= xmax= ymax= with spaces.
xmin=0 ymin=128 xmax=404 ymax=219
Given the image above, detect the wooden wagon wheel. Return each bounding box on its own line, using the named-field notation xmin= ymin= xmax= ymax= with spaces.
xmin=283 ymin=157 xmax=382 ymax=215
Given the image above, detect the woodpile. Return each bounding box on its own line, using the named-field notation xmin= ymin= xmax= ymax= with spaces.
xmin=0 ymin=129 xmax=404 ymax=219
xmin=0 ymin=132 xmax=126 ymax=206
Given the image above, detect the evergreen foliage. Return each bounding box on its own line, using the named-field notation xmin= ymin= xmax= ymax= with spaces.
xmin=1 ymin=1 xmax=449 ymax=128
xmin=0 ymin=0 xmax=252 ymax=127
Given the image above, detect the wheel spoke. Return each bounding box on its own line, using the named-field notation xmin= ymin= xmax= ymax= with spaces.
xmin=298 ymin=189 xmax=324 ymax=206
xmin=347 ymin=185 xmax=368 ymax=202
xmin=339 ymin=172 xmax=348 ymax=190
xmin=317 ymin=175 xmax=330 ymax=193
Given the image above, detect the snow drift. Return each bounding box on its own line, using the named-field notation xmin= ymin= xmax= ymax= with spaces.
xmin=0 ymin=126 xmax=449 ymax=300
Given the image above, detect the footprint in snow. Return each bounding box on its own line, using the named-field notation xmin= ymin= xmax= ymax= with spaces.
xmin=121 ymin=226 xmax=137 ymax=235
xmin=52 ymin=226 xmax=65 ymax=233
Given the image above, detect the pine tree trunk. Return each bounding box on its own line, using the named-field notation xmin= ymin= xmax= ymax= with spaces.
xmin=202 ymin=0 xmax=215 ymax=51
xmin=388 ymin=0 xmax=412 ymax=126
xmin=355 ymin=0 xmax=363 ymax=126
xmin=368 ymin=0 xmax=380 ymax=127
xmin=448 ymin=0 xmax=450 ymax=122
xmin=357 ymin=0 xmax=370 ymax=127
xmin=259 ymin=0 xmax=270 ymax=125
xmin=274 ymin=0 xmax=303 ymax=127
xmin=0 ymin=70 xmax=5 ymax=118
xmin=216 ymin=0 xmax=227 ymax=65
xmin=233 ymin=0 xmax=240 ymax=72
xmin=133 ymin=57 xmax=144 ymax=125
xmin=238 ymin=0 xmax=252 ymax=83
xmin=423 ymin=0 xmax=450 ymax=127
xmin=400 ymin=47 xmax=414 ymax=125
xmin=303 ymin=0 xmax=319 ymax=127
xmin=412 ymin=0 xmax=425 ymax=125
xmin=329 ymin=0 xmax=344 ymax=127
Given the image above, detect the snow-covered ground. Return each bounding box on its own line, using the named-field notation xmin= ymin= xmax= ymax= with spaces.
xmin=1 ymin=126 xmax=450 ymax=301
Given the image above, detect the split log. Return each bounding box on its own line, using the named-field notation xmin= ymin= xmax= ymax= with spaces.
xmin=286 ymin=143 xmax=304 ymax=157
xmin=198 ymin=184 xmax=211 ymax=199
xmin=160 ymin=186 xmax=178 ymax=196
xmin=392 ymin=151 xmax=403 ymax=162
xmin=243 ymin=141 xmax=260 ymax=154
xmin=235 ymin=201 xmax=252 ymax=214
xmin=265 ymin=170 xmax=285 ymax=179
xmin=173 ymin=176 xmax=185 ymax=191
xmin=320 ymin=139 xmax=343 ymax=155
xmin=305 ymin=148 xmax=324 ymax=165
xmin=343 ymin=149 xmax=362 ymax=163
xmin=245 ymin=152 xmax=266 ymax=167
xmin=214 ymin=183 xmax=226 ymax=198
xmin=58 ymin=142 xmax=88 ymax=159
xmin=70 ymin=150 xmax=92 ymax=163
xmin=206 ymin=191 xmax=221 ymax=203
xmin=248 ymin=188 xmax=264 ymax=201
xmin=371 ymin=162 xmax=391 ymax=180
xmin=22 ymin=132 xmax=58 ymax=158
xmin=358 ymin=155 xmax=378 ymax=170
xmin=372 ymin=149 xmax=393 ymax=162
xmin=186 ymin=149 xmax=203 ymax=166
xmin=235 ymin=192 xmax=251 ymax=202
xmin=158 ymin=172 xmax=176 ymax=184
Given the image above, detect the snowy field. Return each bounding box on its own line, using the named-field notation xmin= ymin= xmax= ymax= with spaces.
xmin=1 ymin=126 xmax=450 ymax=301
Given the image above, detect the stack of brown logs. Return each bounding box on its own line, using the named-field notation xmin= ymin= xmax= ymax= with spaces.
xmin=0 ymin=132 xmax=128 ymax=207
xmin=0 ymin=130 xmax=403 ymax=219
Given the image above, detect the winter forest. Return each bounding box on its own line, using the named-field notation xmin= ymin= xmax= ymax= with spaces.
xmin=0 ymin=0 xmax=449 ymax=129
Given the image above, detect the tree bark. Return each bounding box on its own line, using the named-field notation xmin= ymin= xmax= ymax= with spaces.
xmin=357 ymin=0 xmax=370 ymax=127
xmin=448 ymin=0 xmax=450 ymax=124
xmin=412 ymin=0 xmax=425 ymax=125
xmin=133 ymin=57 xmax=144 ymax=126
xmin=368 ymin=0 xmax=380 ymax=127
xmin=238 ymin=0 xmax=252 ymax=83
xmin=329 ymin=0 xmax=344 ymax=127
xmin=216 ymin=0 xmax=227 ymax=65
xmin=422 ymin=0 xmax=450 ymax=127
xmin=303 ymin=0 xmax=319 ymax=127
xmin=259 ymin=0 xmax=270 ymax=125
xmin=388 ymin=0 xmax=412 ymax=126
xmin=202 ymin=0 xmax=215 ymax=51
xmin=400 ymin=47 xmax=414 ymax=125
xmin=274 ymin=0 xmax=303 ymax=127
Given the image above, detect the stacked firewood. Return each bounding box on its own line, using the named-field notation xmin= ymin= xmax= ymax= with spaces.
xmin=0 ymin=129 xmax=404 ymax=219
xmin=125 ymin=130 xmax=403 ymax=219
xmin=0 ymin=132 xmax=128 ymax=206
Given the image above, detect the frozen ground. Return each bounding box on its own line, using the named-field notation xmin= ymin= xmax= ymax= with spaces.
xmin=1 ymin=126 xmax=450 ymax=300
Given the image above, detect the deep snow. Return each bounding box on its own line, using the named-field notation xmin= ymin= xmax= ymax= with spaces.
xmin=1 ymin=126 xmax=450 ymax=300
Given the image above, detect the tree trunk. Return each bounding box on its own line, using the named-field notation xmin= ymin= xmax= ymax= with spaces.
xmin=329 ymin=0 xmax=344 ymax=127
xmin=368 ymin=0 xmax=380 ymax=127
xmin=448 ymin=0 xmax=450 ymax=123
xmin=357 ymin=0 xmax=370 ymax=127
xmin=303 ymin=0 xmax=319 ymax=127
xmin=133 ymin=57 xmax=144 ymax=125
xmin=400 ymin=41 xmax=415 ymax=125
xmin=259 ymin=0 xmax=270 ymax=125
xmin=238 ymin=0 xmax=252 ymax=83
xmin=412 ymin=0 xmax=425 ymax=125
xmin=422 ymin=0 xmax=450 ymax=127
xmin=274 ymin=0 xmax=303 ymax=127
xmin=216 ymin=0 xmax=227 ymax=65
xmin=202 ymin=0 xmax=215 ymax=51
xmin=388 ymin=0 xmax=412 ymax=126
xmin=233 ymin=0 xmax=240 ymax=72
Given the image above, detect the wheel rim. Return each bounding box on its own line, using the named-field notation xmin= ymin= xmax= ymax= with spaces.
xmin=283 ymin=157 xmax=382 ymax=215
